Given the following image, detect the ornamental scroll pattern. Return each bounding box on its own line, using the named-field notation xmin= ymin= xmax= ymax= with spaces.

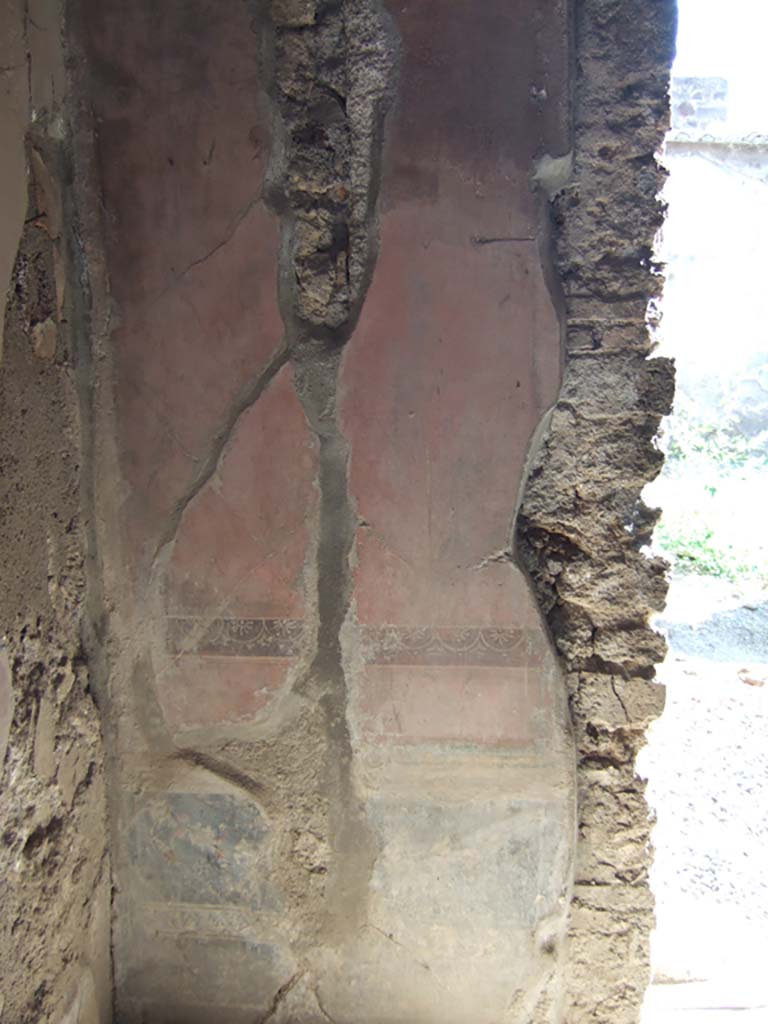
xmin=167 ymin=617 xmax=544 ymax=668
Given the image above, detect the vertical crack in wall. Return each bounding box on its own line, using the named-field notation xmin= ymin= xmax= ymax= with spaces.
xmin=253 ymin=0 xmax=398 ymax=941
xmin=517 ymin=1 xmax=677 ymax=1021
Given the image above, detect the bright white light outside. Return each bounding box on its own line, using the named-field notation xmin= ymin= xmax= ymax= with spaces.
xmin=674 ymin=0 xmax=768 ymax=134
xmin=640 ymin=2 xmax=768 ymax=1022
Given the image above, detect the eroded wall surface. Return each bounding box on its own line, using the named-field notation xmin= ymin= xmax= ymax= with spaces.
xmin=518 ymin=1 xmax=676 ymax=1021
xmin=78 ymin=1 xmax=576 ymax=1021
xmin=0 ymin=2 xmax=111 ymax=1022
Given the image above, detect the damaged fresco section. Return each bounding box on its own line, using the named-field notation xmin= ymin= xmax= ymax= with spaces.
xmin=518 ymin=1 xmax=677 ymax=1021
xmin=79 ymin=0 xmax=577 ymax=1021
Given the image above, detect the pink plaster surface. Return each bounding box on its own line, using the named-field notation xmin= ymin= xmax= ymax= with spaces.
xmin=155 ymin=656 xmax=289 ymax=734
xmin=83 ymin=3 xmax=320 ymax=733
xmin=159 ymin=366 xmax=317 ymax=730
xmin=358 ymin=666 xmax=539 ymax=747
xmin=83 ymin=0 xmax=283 ymax=568
xmin=340 ymin=0 xmax=567 ymax=749
xmin=165 ymin=365 xmax=317 ymax=622
xmin=344 ymin=228 xmax=558 ymax=629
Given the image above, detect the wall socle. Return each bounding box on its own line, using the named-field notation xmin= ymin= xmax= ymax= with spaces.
xmin=517 ymin=1 xmax=677 ymax=1022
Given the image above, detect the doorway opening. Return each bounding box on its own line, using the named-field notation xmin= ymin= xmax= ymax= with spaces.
xmin=639 ymin=1 xmax=768 ymax=1020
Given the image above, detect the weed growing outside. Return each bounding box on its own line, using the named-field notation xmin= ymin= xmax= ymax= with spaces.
xmin=651 ymin=393 xmax=768 ymax=585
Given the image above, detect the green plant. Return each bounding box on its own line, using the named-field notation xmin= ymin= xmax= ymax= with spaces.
xmin=653 ymin=391 xmax=768 ymax=583
xmin=656 ymin=520 xmax=759 ymax=580
xmin=662 ymin=394 xmax=768 ymax=476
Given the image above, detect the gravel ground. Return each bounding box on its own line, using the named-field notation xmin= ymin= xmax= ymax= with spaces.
xmin=638 ymin=576 xmax=768 ymax=1019
xmin=656 ymin=578 xmax=768 ymax=662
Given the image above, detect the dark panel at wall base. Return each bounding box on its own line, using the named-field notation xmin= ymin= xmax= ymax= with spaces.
xmin=517 ymin=1 xmax=677 ymax=1021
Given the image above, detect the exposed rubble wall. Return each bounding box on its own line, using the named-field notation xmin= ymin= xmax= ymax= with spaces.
xmin=0 ymin=2 xmax=111 ymax=1022
xmin=518 ymin=1 xmax=677 ymax=1021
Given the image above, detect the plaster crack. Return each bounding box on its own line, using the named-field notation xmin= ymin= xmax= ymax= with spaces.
xmin=178 ymin=196 xmax=260 ymax=276
xmin=312 ymin=984 xmax=339 ymax=1024
xmin=258 ymin=968 xmax=306 ymax=1024
xmin=472 ymin=547 xmax=514 ymax=571
xmin=471 ymin=235 xmax=536 ymax=246
xmin=610 ymin=677 xmax=630 ymax=723
xmin=153 ymin=340 xmax=289 ymax=561
xmin=366 ymin=924 xmax=432 ymax=973
xmin=147 ymin=194 xmax=265 ymax=309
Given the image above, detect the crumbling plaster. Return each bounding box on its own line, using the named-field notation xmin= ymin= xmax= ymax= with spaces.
xmin=0 ymin=2 xmax=111 ymax=1022
xmin=518 ymin=1 xmax=677 ymax=1020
